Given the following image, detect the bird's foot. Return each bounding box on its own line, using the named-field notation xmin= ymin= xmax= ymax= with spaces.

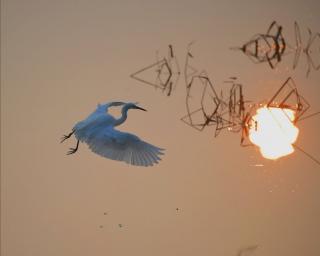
xmin=60 ymin=135 xmax=70 ymax=143
xmin=66 ymin=147 xmax=78 ymax=155
xmin=60 ymin=130 xmax=75 ymax=143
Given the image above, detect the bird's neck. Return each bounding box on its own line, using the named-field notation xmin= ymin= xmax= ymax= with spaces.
xmin=114 ymin=106 xmax=129 ymax=126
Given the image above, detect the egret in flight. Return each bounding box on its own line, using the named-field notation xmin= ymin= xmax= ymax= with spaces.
xmin=61 ymin=102 xmax=164 ymax=166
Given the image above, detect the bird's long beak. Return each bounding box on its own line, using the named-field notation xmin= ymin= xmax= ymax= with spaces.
xmin=135 ymin=106 xmax=147 ymax=111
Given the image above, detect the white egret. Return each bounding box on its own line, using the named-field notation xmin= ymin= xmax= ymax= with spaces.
xmin=61 ymin=101 xmax=164 ymax=166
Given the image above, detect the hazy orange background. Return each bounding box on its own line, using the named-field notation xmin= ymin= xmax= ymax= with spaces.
xmin=1 ymin=0 xmax=320 ymax=255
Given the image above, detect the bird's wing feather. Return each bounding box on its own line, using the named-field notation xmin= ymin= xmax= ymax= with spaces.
xmin=84 ymin=127 xmax=164 ymax=166
xmin=74 ymin=113 xmax=116 ymax=141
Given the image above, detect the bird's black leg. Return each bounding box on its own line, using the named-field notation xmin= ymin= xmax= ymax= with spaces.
xmin=60 ymin=130 xmax=75 ymax=143
xmin=67 ymin=140 xmax=80 ymax=155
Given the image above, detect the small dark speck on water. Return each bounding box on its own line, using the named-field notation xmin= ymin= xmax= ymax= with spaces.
xmin=118 ymin=224 xmax=123 ymax=228
xmin=103 ymin=212 xmax=107 ymax=215
xmin=99 ymin=225 xmax=104 ymax=228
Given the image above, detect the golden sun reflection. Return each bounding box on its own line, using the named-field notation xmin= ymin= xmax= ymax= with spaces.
xmin=248 ymin=106 xmax=299 ymax=160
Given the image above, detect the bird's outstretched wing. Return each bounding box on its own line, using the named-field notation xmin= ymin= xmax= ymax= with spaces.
xmin=83 ymin=127 xmax=164 ymax=167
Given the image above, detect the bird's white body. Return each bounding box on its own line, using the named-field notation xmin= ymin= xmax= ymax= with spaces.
xmin=71 ymin=102 xmax=164 ymax=166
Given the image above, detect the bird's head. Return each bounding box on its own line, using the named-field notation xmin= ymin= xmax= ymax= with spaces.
xmin=125 ymin=102 xmax=147 ymax=111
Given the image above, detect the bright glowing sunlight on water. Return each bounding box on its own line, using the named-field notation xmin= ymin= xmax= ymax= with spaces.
xmin=249 ymin=106 xmax=299 ymax=160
